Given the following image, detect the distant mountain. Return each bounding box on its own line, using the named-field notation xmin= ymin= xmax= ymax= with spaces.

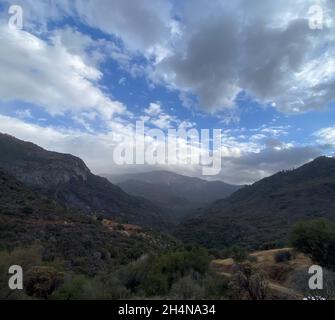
xmin=0 ymin=133 xmax=169 ymax=229
xmin=176 ymin=157 xmax=335 ymax=249
xmin=0 ymin=169 xmax=177 ymax=275
xmin=104 ymin=171 xmax=241 ymax=221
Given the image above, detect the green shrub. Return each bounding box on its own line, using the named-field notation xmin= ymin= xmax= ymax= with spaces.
xmin=143 ymin=271 xmax=169 ymax=297
xmin=229 ymin=245 xmax=247 ymax=263
xmin=132 ymin=246 xmax=211 ymax=297
xmin=202 ymin=273 xmax=229 ymax=299
xmin=52 ymin=275 xmax=88 ymax=300
xmin=85 ymin=275 xmax=130 ymax=300
xmin=170 ymin=276 xmax=205 ymax=300
xmin=290 ymin=219 xmax=335 ymax=271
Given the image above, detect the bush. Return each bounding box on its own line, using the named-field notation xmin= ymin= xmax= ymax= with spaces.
xmin=202 ymin=273 xmax=229 ymax=299
xmin=290 ymin=219 xmax=335 ymax=271
xmin=86 ymin=275 xmax=130 ymax=300
xmin=229 ymin=245 xmax=247 ymax=263
xmin=275 ymin=250 xmax=292 ymax=263
xmin=143 ymin=272 xmax=169 ymax=296
xmin=25 ymin=267 xmax=64 ymax=299
xmin=229 ymin=263 xmax=269 ymax=300
xmin=52 ymin=274 xmax=88 ymax=300
xmin=118 ymin=246 xmax=212 ymax=297
xmin=118 ymin=257 xmax=152 ymax=293
xmin=170 ymin=276 xmax=205 ymax=300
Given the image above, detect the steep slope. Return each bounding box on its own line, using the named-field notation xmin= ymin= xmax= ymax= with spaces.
xmin=0 ymin=133 xmax=168 ymax=229
xmin=176 ymin=157 xmax=335 ymax=249
xmin=105 ymin=171 xmax=241 ymax=220
xmin=0 ymin=169 xmax=177 ymax=275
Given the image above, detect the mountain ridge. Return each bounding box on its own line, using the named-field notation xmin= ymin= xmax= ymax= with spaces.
xmin=0 ymin=133 xmax=169 ymax=229
xmin=104 ymin=170 xmax=242 ymax=221
xmin=176 ymin=156 xmax=335 ymax=249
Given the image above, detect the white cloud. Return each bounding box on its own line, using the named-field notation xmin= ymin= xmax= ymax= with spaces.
xmin=144 ymin=103 xmax=163 ymax=116
xmin=53 ymin=27 xmax=106 ymax=67
xmin=141 ymin=102 xmax=175 ymax=129
xmin=0 ymin=25 xmax=126 ymax=120
xmin=153 ymin=0 xmax=335 ymax=114
xmin=141 ymin=102 xmax=196 ymax=130
xmin=5 ymin=0 xmax=335 ymax=115
xmin=314 ymin=126 xmax=335 ymax=146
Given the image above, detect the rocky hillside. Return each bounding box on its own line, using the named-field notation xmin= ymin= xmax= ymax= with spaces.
xmin=0 ymin=169 xmax=177 ymax=275
xmin=0 ymin=133 xmax=168 ymax=229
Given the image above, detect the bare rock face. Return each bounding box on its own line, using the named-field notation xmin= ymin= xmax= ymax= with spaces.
xmin=0 ymin=133 xmax=90 ymax=188
xmin=0 ymin=133 xmax=169 ymax=229
xmin=7 ymin=158 xmax=90 ymax=188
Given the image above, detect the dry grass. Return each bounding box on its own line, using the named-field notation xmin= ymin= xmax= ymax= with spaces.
xmin=211 ymin=248 xmax=312 ymax=299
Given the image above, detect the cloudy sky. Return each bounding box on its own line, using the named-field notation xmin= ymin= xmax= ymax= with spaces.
xmin=0 ymin=0 xmax=334 ymax=184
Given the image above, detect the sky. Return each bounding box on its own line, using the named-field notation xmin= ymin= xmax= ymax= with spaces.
xmin=0 ymin=0 xmax=335 ymax=184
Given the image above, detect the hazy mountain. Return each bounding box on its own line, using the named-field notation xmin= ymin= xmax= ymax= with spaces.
xmin=104 ymin=171 xmax=241 ymax=221
xmin=176 ymin=156 xmax=335 ymax=249
xmin=0 ymin=133 xmax=169 ymax=229
xmin=0 ymin=168 xmax=177 ymax=275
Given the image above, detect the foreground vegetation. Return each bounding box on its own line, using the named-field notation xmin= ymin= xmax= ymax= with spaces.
xmin=2 ymin=220 xmax=335 ymax=300
xmin=0 ymin=245 xmax=231 ymax=300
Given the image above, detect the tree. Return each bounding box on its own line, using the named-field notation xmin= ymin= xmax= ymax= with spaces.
xmin=290 ymin=219 xmax=335 ymax=271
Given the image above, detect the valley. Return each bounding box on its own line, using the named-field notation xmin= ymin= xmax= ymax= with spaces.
xmin=1 ymin=133 xmax=335 ymax=300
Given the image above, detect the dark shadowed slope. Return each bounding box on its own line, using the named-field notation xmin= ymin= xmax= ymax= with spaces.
xmin=0 ymin=169 xmax=177 ymax=275
xmin=176 ymin=157 xmax=335 ymax=249
xmin=0 ymin=133 xmax=169 ymax=229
